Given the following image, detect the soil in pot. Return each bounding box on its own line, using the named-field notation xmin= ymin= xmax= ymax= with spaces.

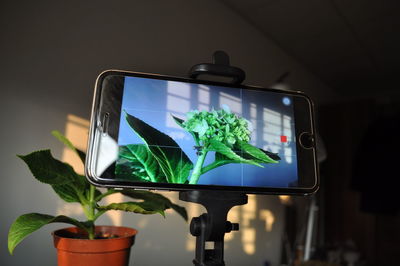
xmin=53 ymin=226 xmax=137 ymax=266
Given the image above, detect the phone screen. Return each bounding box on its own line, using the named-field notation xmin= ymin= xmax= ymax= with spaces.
xmin=87 ymin=71 xmax=318 ymax=194
xmin=114 ymin=76 xmax=298 ymax=188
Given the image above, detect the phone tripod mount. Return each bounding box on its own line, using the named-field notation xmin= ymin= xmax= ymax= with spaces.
xmin=179 ymin=191 xmax=248 ymax=266
xmin=180 ymin=51 xmax=248 ymax=266
xmin=189 ymin=51 xmax=246 ymax=85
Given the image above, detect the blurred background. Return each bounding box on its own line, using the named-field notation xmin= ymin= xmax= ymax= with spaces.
xmin=0 ymin=0 xmax=398 ymax=265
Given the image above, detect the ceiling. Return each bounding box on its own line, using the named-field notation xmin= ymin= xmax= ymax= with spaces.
xmin=220 ymin=0 xmax=399 ymax=96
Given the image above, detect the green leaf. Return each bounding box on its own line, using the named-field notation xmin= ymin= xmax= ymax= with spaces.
xmin=201 ymin=153 xmax=235 ymax=174
xmin=207 ymin=139 xmax=262 ymax=167
xmin=172 ymin=115 xmax=200 ymax=146
xmin=192 ymin=119 xmax=208 ymax=137
xmin=18 ymin=150 xmax=77 ymax=185
xmin=260 ymin=149 xmax=281 ymax=161
xmin=171 ymin=115 xmax=185 ymax=128
xmin=124 ymin=112 xmax=193 ymax=184
xmin=18 ymin=149 xmax=93 ymax=204
xmin=202 ymin=142 xmax=281 ymax=175
xmin=121 ymin=190 xmax=188 ymax=221
xmin=8 ymin=213 xmax=87 ymax=255
xmin=52 ymin=184 xmax=81 ymax=203
xmin=119 ymin=144 xmax=166 ymax=183
xmin=76 ymin=174 xmax=90 ymax=193
xmin=51 ymin=130 xmax=86 ymax=164
xmin=18 ymin=150 xmax=90 ymax=203
xmin=201 ymin=152 xmax=252 ymax=175
xmin=53 ymin=174 xmax=97 ymax=204
xmin=115 ymin=159 xmax=151 ymax=181
xmin=237 ymin=141 xmax=279 ymax=164
xmin=97 ymin=202 xmax=165 ymax=216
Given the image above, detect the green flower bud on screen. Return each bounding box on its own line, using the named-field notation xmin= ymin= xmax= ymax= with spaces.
xmin=181 ymin=107 xmax=252 ymax=147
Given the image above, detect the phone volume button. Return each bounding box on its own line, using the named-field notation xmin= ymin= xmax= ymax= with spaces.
xmin=102 ymin=112 xmax=110 ymax=136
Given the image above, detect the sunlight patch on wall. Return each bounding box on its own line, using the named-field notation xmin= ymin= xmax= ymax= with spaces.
xmin=56 ymin=202 xmax=84 ymax=217
xmin=104 ymin=193 xmax=123 ymax=226
xmin=61 ymin=114 xmax=89 ymax=175
xmin=241 ymin=195 xmax=257 ymax=255
xmin=242 ymin=228 xmax=256 ymax=255
xmin=225 ymin=206 xmax=240 ymax=242
xmin=278 ymin=195 xmax=292 ymax=205
xmin=57 ymin=115 xmax=89 ymax=217
xmin=259 ymin=209 xmax=275 ymax=232
xmin=185 ymin=203 xmax=202 ymax=251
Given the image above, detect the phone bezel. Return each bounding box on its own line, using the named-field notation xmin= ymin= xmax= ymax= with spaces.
xmin=85 ymin=70 xmax=319 ymax=195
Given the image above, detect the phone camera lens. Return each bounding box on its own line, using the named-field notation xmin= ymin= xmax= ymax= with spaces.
xmin=299 ymin=132 xmax=314 ymax=149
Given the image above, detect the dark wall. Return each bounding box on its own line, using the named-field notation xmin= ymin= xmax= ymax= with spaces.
xmin=318 ymin=100 xmax=400 ymax=265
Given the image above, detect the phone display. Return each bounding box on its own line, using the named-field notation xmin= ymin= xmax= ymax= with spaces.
xmin=86 ymin=70 xmax=318 ymax=195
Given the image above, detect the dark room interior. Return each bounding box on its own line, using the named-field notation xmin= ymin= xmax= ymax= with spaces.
xmin=1 ymin=1 xmax=399 ymax=266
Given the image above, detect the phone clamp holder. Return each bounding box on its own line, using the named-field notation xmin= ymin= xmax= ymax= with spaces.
xmin=179 ymin=191 xmax=248 ymax=266
xmin=189 ymin=51 xmax=246 ymax=85
xmin=181 ymin=51 xmax=248 ymax=266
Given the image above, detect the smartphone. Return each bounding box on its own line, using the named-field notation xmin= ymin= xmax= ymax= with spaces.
xmin=85 ymin=70 xmax=319 ymax=195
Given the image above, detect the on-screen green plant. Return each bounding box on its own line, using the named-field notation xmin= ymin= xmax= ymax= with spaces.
xmin=118 ymin=105 xmax=280 ymax=185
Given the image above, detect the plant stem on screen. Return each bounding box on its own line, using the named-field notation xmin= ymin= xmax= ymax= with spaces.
xmin=189 ymin=150 xmax=208 ymax=185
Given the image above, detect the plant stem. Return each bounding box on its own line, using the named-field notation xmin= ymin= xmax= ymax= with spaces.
xmin=189 ymin=150 xmax=208 ymax=184
xmin=86 ymin=185 xmax=96 ymax=240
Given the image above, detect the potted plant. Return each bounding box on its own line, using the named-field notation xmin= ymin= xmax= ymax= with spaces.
xmin=8 ymin=131 xmax=187 ymax=266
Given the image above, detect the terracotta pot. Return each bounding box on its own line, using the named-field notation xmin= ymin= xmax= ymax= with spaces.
xmin=53 ymin=226 xmax=137 ymax=266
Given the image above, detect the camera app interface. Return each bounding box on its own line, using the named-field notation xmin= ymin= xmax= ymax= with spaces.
xmin=115 ymin=76 xmax=298 ymax=188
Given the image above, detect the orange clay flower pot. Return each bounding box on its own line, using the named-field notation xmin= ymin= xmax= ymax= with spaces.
xmin=53 ymin=226 xmax=137 ymax=266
